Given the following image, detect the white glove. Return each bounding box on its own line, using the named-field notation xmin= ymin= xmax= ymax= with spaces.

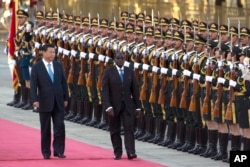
xmin=142 ymin=64 xmax=149 ymax=71
xmin=154 ymin=50 xmax=159 ymax=57
xmin=80 ymin=52 xmax=87 ymax=58
xmin=63 ymin=36 xmax=69 ymax=42
xmin=229 ymin=80 xmax=237 ymax=87
xmin=133 ymin=47 xmax=138 ymax=55
xmin=58 ymin=47 xmax=63 ymax=54
xmin=80 ymin=36 xmax=85 ymax=44
xmin=193 ymin=57 xmax=198 ymax=63
xmin=57 ymin=32 xmax=62 ymax=39
xmin=217 ymin=77 xmax=225 ymax=84
xmin=122 ymin=45 xmax=128 ymax=52
xmin=161 ymin=52 xmax=167 ymax=59
xmin=71 ymin=50 xmax=77 ymax=57
xmin=205 ymin=76 xmax=213 ymax=82
xmin=183 ymin=69 xmax=191 ymax=77
xmin=26 ymin=24 xmax=32 ymax=32
xmin=171 ymin=54 xmax=177 ymax=61
xmin=42 ymin=29 xmax=47 ymax=36
xmin=142 ymin=48 xmax=149 ymax=57
xmin=105 ymin=57 xmax=111 ymax=63
xmin=134 ymin=62 xmax=140 ymax=69
xmin=4 ymin=47 xmax=7 ymax=54
xmin=242 ymin=71 xmax=250 ymax=81
xmin=217 ymin=60 xmax=223 ymax=67
xmin=89 ymin=53 xmax=95 ymax=59
xmin=124 ymin=61 xmax=130 ymax=67
xmin=239 ymin=64 xmax=244 ymax=71
xmin=183 ymin=54 xmax=189 ymax=61
xmin=98 ymin=54 xmax=105 ymax=62
xmin=160 ymin=67 xmax=168 ymax=74
xmin=243 ymin=57 xmax=250 ymax=66
xmin=193 ymin=73 xmax=200 ymax=80
xmin=63 ymin=49 xmax=70 ymax=56
xmin=71 ymin=36 xmax=76 ymax=43
xmin=172 ymin=69 xmax=178 ymax=75
xmin=152 ymin=66 xmax=159 ymax=73
xmin=205 ymin=59 xmax=210 ymax=66
xmin=50 ymin=32 xmax=55 ymax=38
xmin=15 ymin=51 xmax=19 ymax=57
xmin=88 ymin=38 xmax=93 ymax=46
xmin=97 ymin=39 xmax=103 ymax=47
xmin=8 ymin=58 xmax=16 ymax=65
xmin=34 ymin=29 xmax=39 ymax=36
xmin=35 ymin=42 xmax=41 ymax=49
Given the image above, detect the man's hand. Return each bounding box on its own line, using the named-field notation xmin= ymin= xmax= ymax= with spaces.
xmin=107 ymin=108 xmax=115 ymax=117
xmin=135 ymin=109 xmax=141 ymax=118
xmin=33 ymin=101 xmax=39 ymax=108
xmin=64 ymin=101 xmax=68 ymax=108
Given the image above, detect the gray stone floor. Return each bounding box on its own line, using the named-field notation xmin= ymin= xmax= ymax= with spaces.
xmin=0 ymin=41 xmax=228 ymax=167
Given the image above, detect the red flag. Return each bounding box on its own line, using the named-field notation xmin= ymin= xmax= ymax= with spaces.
xmin=8 ymin=0 xmax=19 ymax=91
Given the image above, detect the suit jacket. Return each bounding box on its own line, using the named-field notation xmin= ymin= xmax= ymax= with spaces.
xmin=102 ymin=66 xmax=140 ymax=115
xmin=30 ymin=60 xmax=69 ymax=112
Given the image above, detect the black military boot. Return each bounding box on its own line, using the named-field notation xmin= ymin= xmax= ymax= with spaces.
xmin=154 ymin=119 xmax=167 ymax=144
xmin=223 ymin=135 xmax=241 ymax=163
xmin=22 ymin=88 xmax=33 ymax=110
xmin=158 ymin=122 xmax=176 ymax=147
xmin=181 ymin=126 xmax=196 ymax=152
xmin=148 ymin=117 xmax=160 ymax=143
xmin=201 ymin=130 xmax=218 ymax=158
xmin=95 ymin=105 xmax=108 ymax=129
xmin=135 ymin=114 xmax=146 ymax=139
xmin=212 ymin=132 xmax=228 ymax=160
xmin=188 ymin=127 xmax=201 ymax=154
xmin=169 ymin=122 xmax=186 ymax=149
xmin=141 ymin=117 xmax=156 ymax=142
xmin=7 ymin=86 xmax=21 ymax=106
xmin=64 ymin=97 xmax=77 ymax=120
xmin=70 ymin=100 xmax=84 ymax=122
xmin=243 ymin=138 xmax=250 ymax=151
xmin=137 ymin=116 xmax=151 ymax=141
xmin=14 ymin=86 xmax=27 ymax=108
xmin=78 ymin=101 xmax=93 ymax=124
xmin=86 ymin=103 xmax=102 ymax=127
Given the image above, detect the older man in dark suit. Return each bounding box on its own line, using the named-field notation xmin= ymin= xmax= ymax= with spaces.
xmin=102 ymin=51 xmax=141 ymax=160
xmin=30 ymin=43 xmax=69 ymax=159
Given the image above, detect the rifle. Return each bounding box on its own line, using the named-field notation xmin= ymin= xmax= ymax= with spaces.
xmin=170 ymin=52 xmax=178 ymax=107
xmin=149 ymin=51 xmax=159 ymax=103
xmin=62 ymin=39 xmax=70 ymax=78
xmin=97 ymin=45 xmax=105 ymax=89
xmin=77 ymin=43 xmax=86 ymax=86
xmin=189 ymin=54 xmax=199 ymax=112
xmin=139 ymin=54 xmax=149 ymax=100
xmin=33 ymin=30 xmax=41 ymax=64
xmin=212 ymin=61 xmax=224 ymax=119
xmin=67 ymin=39 xmax=77 ymax=84
xmin=179 ymin=55 xmax=190 ymax=109
xmin=158 ymin=52 xmax=168 ymax=104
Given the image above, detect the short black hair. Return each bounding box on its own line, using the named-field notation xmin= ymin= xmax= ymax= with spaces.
xmin=41 ymin=43 xmax=55 ymax=51
xmin=114 ymin=51 xmax=125 ymax=59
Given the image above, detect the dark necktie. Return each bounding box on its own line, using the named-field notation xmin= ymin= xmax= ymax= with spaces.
xmin=119 ymin=69 xmax=124 ymax=82
xmin=47 ymin=63 xmax=54 ymax=82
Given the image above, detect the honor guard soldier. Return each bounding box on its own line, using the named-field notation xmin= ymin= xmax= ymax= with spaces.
xmin=209 ymin=23 xmax=219 ymax=42
xmin=166 ymin=30 xmax=185 ymax=149
xmin=169 ymin=18 xmax=180 ymax=31
xmin=137 ymin=26 xmax=156 ymax=142
xmin=147 ymin=28 xmax=165 ymax=144
xmin=120 ymin=11 xmax=128 ymax=23
xmin=63 ymin=14 xmax=78 ymax=120
xmin=13 ymin=9 xmax=34 ymax=110
xmin=33 ymin=10 xmax=46 ymax=65
xmin=136 ymin=12 xmax=145 ymax=26
xmin=68 ymin=16 xmax=85 ymax=123
xmin=222 ymin=45 xmax=243 ymax=162
xmin=200 ymin=40 xmax=219 ymax=158
xmin=113 ymin=22 xmax=126 ymax=53
xmin=41 ymin=11 xmax=53 ymax=45
xmin=180 ymin=19 xmax=193 ymax=34
xmin=240 ymin=27 xmax=250 ymax=52
xmin=178 ymin=32 xmax=197 ymax=152
xmin=230 ymin=50 xmax=250 ymax=152
xmin=159 ymin=17 xmax=169 ymax=35
xmin=77 ymin=16 xmax=95 ymax=125
xmin=94 ymin=18 xmax=111 ymax=129
xmin=84 ymin=17 xmax=102 ymax=127
xmin=219 ymin=24 xmax=230 ymax=45
xmin=187 ymin=34 xmax=208 ymax=155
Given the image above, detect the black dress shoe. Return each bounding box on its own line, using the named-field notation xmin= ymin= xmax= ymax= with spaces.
xmin=43 ymin=155 xmax=50 ymax=159
xmin=114 ymin=154 xmax=122 ymax=160
xmin=127 ymin=153 xmax=137 ymax=160
xmin=54 ymin=153 xmax=66 ymax=158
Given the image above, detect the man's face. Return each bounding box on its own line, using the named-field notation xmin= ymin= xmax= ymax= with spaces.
xmin=114 ymin=54 xmax=124 ymax=67
xmin=43 ymin=47 xmax=56 ymax=62
xmin=17 ymin=17 xmax=26 ymax=26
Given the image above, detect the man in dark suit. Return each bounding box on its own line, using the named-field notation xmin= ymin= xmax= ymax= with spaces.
xmin=30 ymin=43 xmax=69 ymax=159
xmin=102 ymin=51 xmax=141 ymax=160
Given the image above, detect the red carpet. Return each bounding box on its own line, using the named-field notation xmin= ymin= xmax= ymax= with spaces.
xmin=0 ymin=118 xmax=166 ymax=167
